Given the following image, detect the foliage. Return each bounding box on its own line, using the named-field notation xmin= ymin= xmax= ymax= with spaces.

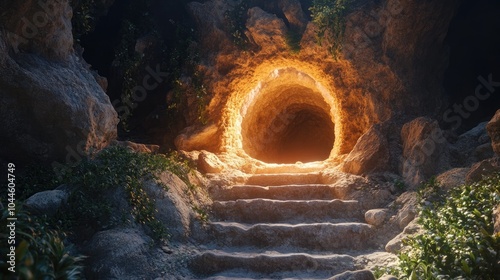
xmin=0 ymin=208 xmax=84 ymax=279
xmin=285 ymin=29 xmax=302 ymax=53
xmin=391 ymin=173 xmax=500 ymax=279
xmin=71 ymin=0 xmax=105 ymax=43
xmin=224 ymin=0 xmax=251 ymax=49
xmin=12 ymin=164 xmax=62 ymax=201
xmin=58 ymin=146 xmax=195 ymax=241
xmin=309 ymin=0 xmax=352 ymax=59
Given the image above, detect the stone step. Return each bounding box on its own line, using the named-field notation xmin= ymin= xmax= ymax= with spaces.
xmin=245 ymin=173 xmax=322 ymax=186
xmin=190 ymin=250 xmax=355 ymax=277
xmin=212 ymin=199 xmax=363 ymax=223
xmin=211 ymin=184 xmax=344 ymax=201
xmin=207 ymin=222 xmax=374 ymax=251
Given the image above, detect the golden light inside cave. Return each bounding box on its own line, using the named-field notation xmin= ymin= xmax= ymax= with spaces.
xmin=221 ymin=59 xmax=343 ymax=166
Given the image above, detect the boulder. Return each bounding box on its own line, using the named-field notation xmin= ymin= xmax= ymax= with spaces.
xmin=401 ymin=117 xmax=449 ymax=187
xmin=0 ymin=0 xmax=118 ymax=164
xmin=465 ymin=158 xmax=500 ymax=184
xmin=365 ymin=209 xmax=388 ymax=227
xmin=246 ymin=7 xmax=288 ymax=52
xmin=385 ymin=219 xmax=421 ymax=254
xmin=450 ymin=122 xmax=492 ymax=166
xmin=187 ymin=0 xmax=233 ymax=54
xmin=278 ymin=0 xmax=308 ymax=32
xmin=197 ymin=151 xmax=227 ymax=173
xmin=436 ymin=168 xmax=468 ymax=190
xmin=1 ymin=0 xmax=73 ymax=61
xmin=394 ymin=192 xmax=418 ymax=229
xmin=142 ymin=172 xmax=196 ymax=241
xmin=342 ymin=126 xmax=390 ymax=175
xmin=25 ymin=189 xmax=68 ymax=216
xmin=329 ymin=270 xmax=375 ymax=280
xmin=85 ymin=228 xmax=158 ymax=279
xmin=487 ymin=109 xmax=500 ymax=155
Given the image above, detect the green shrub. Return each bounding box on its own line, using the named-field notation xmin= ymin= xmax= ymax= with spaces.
xmin=309 ymin=0 xmax=352 ymax=59
xmin=391 ymin=173 xmax=500 ymax=279
xmin=0 ymin=208 xmax=84 ymax=279
xmin=58 ymin=146 xmax=195 ymax=241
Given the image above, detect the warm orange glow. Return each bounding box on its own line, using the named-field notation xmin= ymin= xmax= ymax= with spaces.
xmin=221 ymin=59 xmax=343 ymax=166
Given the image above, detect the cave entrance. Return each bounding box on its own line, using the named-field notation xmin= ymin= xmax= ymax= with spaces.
xmin=239 ymin=68 xmax=336 ymax=164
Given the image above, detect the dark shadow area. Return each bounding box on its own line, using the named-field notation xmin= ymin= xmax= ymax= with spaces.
xmin=443 ymin=0 xmax=500 ymax=132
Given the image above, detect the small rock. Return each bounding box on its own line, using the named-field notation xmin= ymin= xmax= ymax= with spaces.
xmin=465 ymin=158 xmax=500 ymax=183
xmin=385 ymin=232 xmax=404 ymax=254
xmin=401 ymin=117 xmax=449 ymax=187
xmin=25 ymin=190 xmax=68 ymax=216
xmin=475 ymin=143 xmax=494 ymax=160
xmin=487 ymin=109 xmax=500 ymax=155
xmin=198 ymin=151 xmax=226 ymax=173
xmin=246 ymin=7 xmax=288 ymax=52
xmin=365 ymin=209 xmax=388 ymax=227
xmin=329 ymin=270 xmax=375 ymax=280
xmin=436 ymin=168 xmax=468 ymax=190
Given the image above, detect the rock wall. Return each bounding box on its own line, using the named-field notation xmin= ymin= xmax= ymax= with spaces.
xmin=177 ymin=0 xmax=460 ymax=163
xmin=0 ymin=0 xmax=118 ymax=163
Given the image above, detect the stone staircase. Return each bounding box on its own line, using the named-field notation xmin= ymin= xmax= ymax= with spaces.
xmin=190 ymin=172 xmax=389 ymax=279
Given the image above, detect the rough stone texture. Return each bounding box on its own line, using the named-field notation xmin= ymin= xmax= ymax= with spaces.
xmin=0 ymin=0 xmax=73 ymax=61
xmin=198 ymin=151 xmax=227 ymax=173
xmin=394 ymin=192 xmax=418 ymax=230
xmin=25 ymin=190 xmax=68 ymax=216
xmin=342 ymin=126 xmax=390 ymax=175
xmin=329 ymin=270 xmax=375 ymax=280
xmin=278 ymin=0 xmax=307 ymax=32
xmin=401 ymin=117 xmax=449 ymax=187
xmin=0 ymin=0 xmax=118 ymax=163
xmin=450 ymin=122 xmax=493 ymax=167
xmin=494 ymin=205 xmax=500 ymax=235
xmin=180 ymin=0 xmax=459 ymax=168
xmin=385 ymin=219 xmax=421 ymax=254
xmin=436 ymin=168 xmax=468 ymax=190
xmin=85 ymin=228 xmax=158 ymax=279
xmin=487 ymin=110 xmax=500 ymax=155
xmin=465 ymin=158 xmax=500 ymax=184
xmin=186 ymin=0 xmax=234 ymax=56
xmin=142 ymin=172 xmax=198 ymax=242
xmin=246 ymin=7 xmax=288 ymax=52
xmin=365 ymin=209 xmax=388 ymax=227
xmin=112 ymin=140 xmax=160 ymax=154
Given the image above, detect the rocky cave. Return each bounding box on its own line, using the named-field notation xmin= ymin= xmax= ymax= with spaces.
xmin=1 ymin=0 xmax=500 ymax=279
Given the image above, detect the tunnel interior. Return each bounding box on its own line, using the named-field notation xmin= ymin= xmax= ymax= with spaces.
xmin=240 ymin=69 xmax=335 ymax=164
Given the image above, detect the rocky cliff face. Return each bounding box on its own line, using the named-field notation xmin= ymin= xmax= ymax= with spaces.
xmin=0 ymin=0 xmax=118 ymax=163
xmin=177 ymin=0 xmax=460 ymax=167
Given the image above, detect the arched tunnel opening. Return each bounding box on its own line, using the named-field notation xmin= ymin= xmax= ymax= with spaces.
xmin=240 ymin=69 xmax=336 ymax=164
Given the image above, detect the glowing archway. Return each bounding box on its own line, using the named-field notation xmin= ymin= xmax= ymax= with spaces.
xmin=222 ymin=61 xmax=342 ymax=164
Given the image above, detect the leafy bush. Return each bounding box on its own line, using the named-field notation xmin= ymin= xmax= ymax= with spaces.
xmin=224 ymin=0 xmax=251 ymax=49
xmin=58 ymin=146 xmax=194 ymax=241
xmin=309 ymin=0 xmax=352 ymax=59
xmin=0 ymin=208 xmax=84 ymax=279
xmin=71 ymin=0 xmax=107 ymax=43
xmin=391 ymin=174 xmax=500 ymax=279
